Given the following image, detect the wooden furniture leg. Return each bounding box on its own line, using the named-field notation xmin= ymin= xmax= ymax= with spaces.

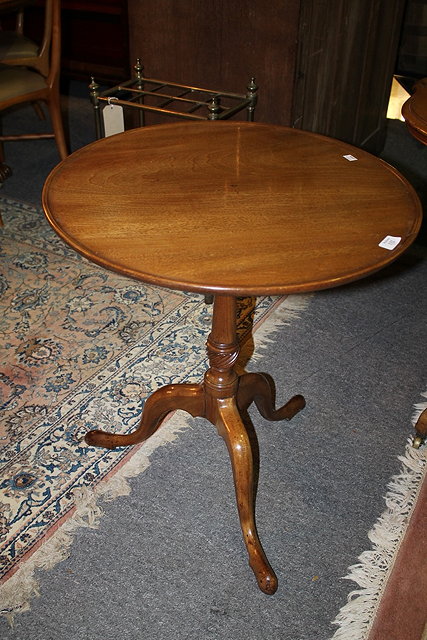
xmin=237 ymin=371 xmax=305 ymax=420
xmin=85 ymin=382 xmax=205 ymax=449
xmin=202 ymin=296 xmax=305 ymax=593
xmin=215 ymin=396 xmax=278 ymax=593
xmin=0 ymin=161 xmax=12 ymax=226
xmin=413 ymin=408 xmax=427 ymax=449
xmin=85 ymin=294 xmax=305 ymax=593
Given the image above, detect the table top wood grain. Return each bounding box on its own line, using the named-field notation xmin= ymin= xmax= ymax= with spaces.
xmin=42 ymin=121 xmax=422 ymax=296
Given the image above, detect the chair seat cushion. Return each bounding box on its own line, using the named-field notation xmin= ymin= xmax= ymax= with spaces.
xmin=0 ymin=32 xmax=39 ymax=59
xmin=0 ymin=65 xmax=46 ymax=100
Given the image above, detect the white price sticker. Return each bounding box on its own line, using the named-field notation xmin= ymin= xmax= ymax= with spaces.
xmin=343 ymin=154 xmax=358 ymax=162
xmin=379 ymin=235 xmax=401 ymax=250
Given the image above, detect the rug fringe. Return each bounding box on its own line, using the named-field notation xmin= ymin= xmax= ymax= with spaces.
xmin=238 ymin=294 xmax=313 ymax=368
xmin=330 ymin=414 xmax=427 ymax=639
xmin=251 ymin=294 xmax=313 ymax=357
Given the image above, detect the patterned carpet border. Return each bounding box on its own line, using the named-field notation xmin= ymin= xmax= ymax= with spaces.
xmin=0 ymin=198 xmax=312 ymax=623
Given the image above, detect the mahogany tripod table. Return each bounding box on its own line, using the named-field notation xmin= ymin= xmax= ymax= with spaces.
xmin=42 ymin=121 xmax=422 ymax=595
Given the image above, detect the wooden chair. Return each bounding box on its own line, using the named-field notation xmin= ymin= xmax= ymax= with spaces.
xmin=0 ymin=0 xmax=68 ymax=164
xmin=0 ymin=1 xmax=52 ymax=77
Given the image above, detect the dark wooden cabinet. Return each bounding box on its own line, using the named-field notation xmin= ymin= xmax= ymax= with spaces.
xmin=293 ymin=0 xmax=406 ymax=153
xmin=127 ymin=0 xmax=301 ymax=129
xmin=127 ymin=0 xmax=407 ymax=153
xmin=61 ymin=0 xmax=129 ymax=81
xmin=396 ymin=0 xmax=427 ymax=78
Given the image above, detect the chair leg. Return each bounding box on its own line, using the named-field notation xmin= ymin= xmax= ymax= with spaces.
xmin=32 ymin=101 xmax=46 ymax=121
xmin=47 ymin=91 xmax=68 ymax=160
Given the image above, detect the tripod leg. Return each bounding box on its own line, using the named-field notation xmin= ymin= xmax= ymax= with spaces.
xmin=237 ymin=372 xmax=305 ymax=421
xmin=215 ymin=396 xmax=278 ymax=595
xmin=85 ymin=383 xmax=204 ymax=449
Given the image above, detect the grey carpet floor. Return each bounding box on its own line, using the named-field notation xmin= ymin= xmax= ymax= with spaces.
xmin=0 ymin=89 xmax=426 ymax=639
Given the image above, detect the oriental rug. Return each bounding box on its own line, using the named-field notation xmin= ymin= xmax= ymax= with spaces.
xmin=0 ymin=198 xmax=310 ymax=623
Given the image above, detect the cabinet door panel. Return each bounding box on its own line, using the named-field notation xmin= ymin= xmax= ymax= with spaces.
xmin=127 ymin=0 xmax=300 ymax=126
xmin=292 ymin=0 xmax=406 ymax=152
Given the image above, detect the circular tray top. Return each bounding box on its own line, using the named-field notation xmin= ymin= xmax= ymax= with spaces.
xmin=402 ymin=78 xmax=427 ymax=145
xmin=43 ymin=121 xmax=422 ymax=295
